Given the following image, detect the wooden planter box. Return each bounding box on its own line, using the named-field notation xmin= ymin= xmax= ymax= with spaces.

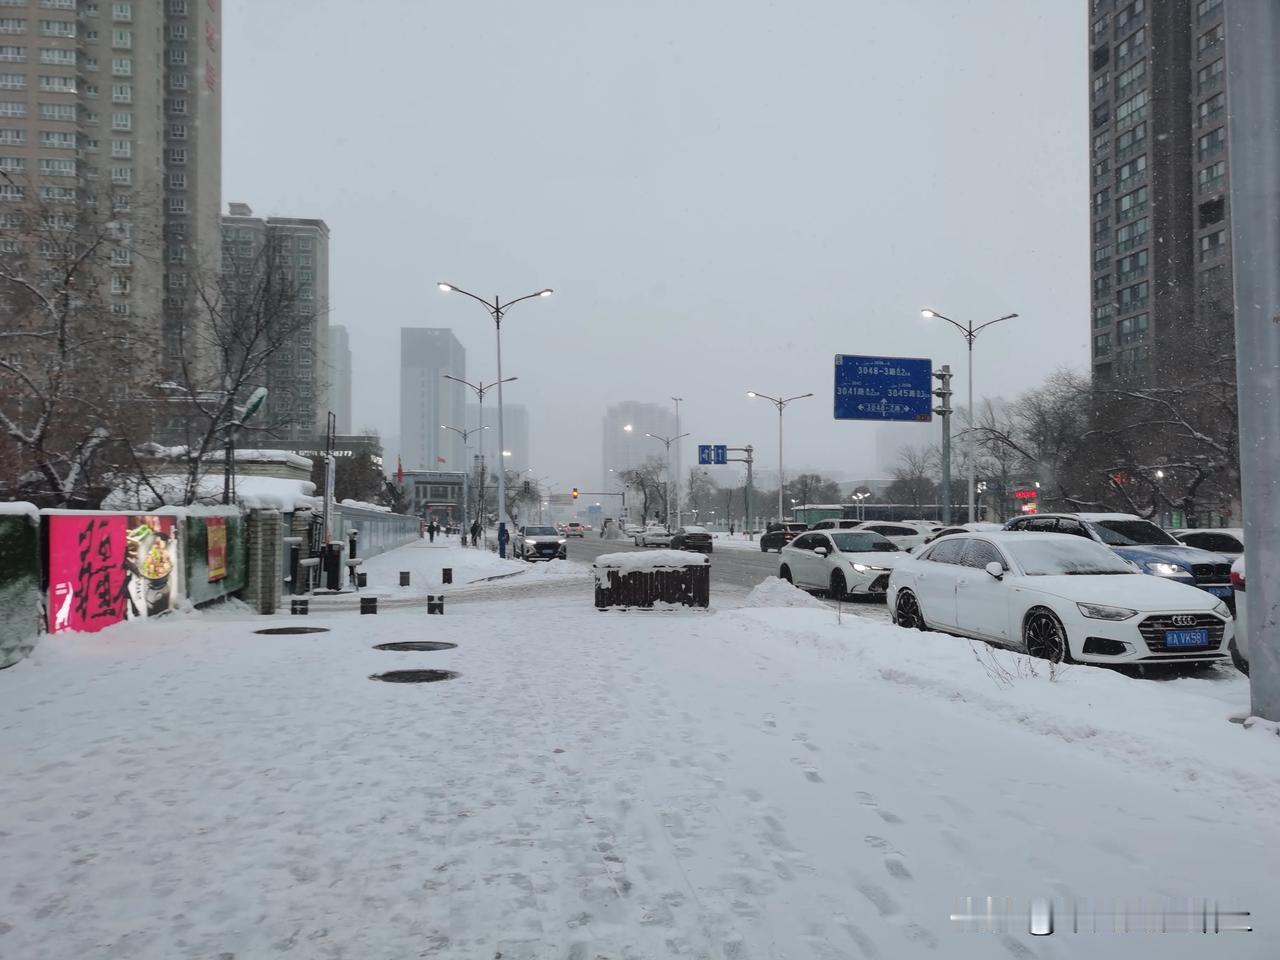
xmin=593 ymin=553 xmax=710 ymax=609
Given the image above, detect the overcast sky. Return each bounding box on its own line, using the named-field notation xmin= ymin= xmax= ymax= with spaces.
xmin=224 ymin=0 xmax=1087 ymax=490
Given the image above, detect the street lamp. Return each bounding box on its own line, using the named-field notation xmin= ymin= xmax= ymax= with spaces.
xmin=671 ymin=397 xmax=684 ymax=527
xmin=921 ymin=308 xmax=1019 ymax=523
xmin=443 ymin=374 xmax=516 ymax=529
xmin=747 ymin=390 xmax=814 ymax=524
xmin=441 ymin=424 xmax=488 ymax=531
xmin=645 ymin=431 xmax=690 ymax=527
xmin=439 ymin=282 xmax=552 ymax=526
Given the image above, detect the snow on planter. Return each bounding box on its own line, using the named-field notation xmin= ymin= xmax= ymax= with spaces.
xmin=593 ymin=550 xmax=710 ymax=609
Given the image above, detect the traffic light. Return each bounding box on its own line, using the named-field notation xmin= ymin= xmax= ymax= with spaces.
xmin=522 ymin=480 xmax=531 ymax=495
xmin=572 ymin=487 xmax=579 ymax=499
xmin=931 ymin=364 xmax=953 ymax=416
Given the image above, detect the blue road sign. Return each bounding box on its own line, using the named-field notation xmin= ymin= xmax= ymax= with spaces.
xmin=698 ymin=444 xmax=712 ymax=465
xmin=713 ymin=444 xmax=727 ymax=465
xmin=587 ymin=504 xmax=603 ymax=514
xmin=834 ymin=354 xmax=933 ymax=422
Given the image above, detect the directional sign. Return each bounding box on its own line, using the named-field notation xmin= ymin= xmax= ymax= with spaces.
xmin=833 ymin=354 xmax=933 ymax=423
xmin=713 ymin=444 xmax=727 ymax=465
xmin=698 ymin=444 xmax=712 ymax=465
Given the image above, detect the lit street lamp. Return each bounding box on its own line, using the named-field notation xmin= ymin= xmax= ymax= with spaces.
xmin=443 ymin=374 xmax=516 ymax=528
xmin=439 ymin=282 xmax=552 ymax=527
xmin=921 ymin=308 xmax=1019 ymax=523
xmin=645 ymin=431 xmax=690 ymax=527
xmin=747 ymin=390 xmax=814 ymax=523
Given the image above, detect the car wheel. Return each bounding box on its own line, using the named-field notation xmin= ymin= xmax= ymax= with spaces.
xmin=830 ymin=570 xmax=847 ymax=601
xmin=1024 ymin=608 xmax=1072 ymax=663
xmin=1229 ymin=637 xmax=1250 ymax=675
xmin=760 ymin=541 xmax=769 ymax=552
xmin=894 ymin=590 xmax=927 ymax=631
xmin=780 ymin=565 xmax=793 ymax=584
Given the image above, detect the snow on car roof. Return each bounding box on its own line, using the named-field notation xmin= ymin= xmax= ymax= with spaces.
xmin=1069 ymin=512 xmax=1143 ymax=521
xmin=1176 ymin=528 xmax=1244 ymax=537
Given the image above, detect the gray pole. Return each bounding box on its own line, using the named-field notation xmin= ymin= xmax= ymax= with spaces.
xmin=966 ymin=342 xmax=975 ymax=523
xmin=938 ymin=364 xmax=952 ymax=525
xmin=494 ymin=298 xmax=508 ymax=528
xmin=672 ymin=397 xmax=683 ymax=528
xmin=777 ymin=402 xmax=784 ymax=523
xmin=745 ymin=445 xmax=753 ymax=536
xmin=1227 ymin=0 xmax=1280 ymax=719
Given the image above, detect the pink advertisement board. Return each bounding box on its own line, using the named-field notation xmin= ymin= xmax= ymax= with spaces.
xmin=48 ymin=515 xmax=178 ymax=633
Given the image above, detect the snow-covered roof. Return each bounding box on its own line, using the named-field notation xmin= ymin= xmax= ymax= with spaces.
xmin=101 ymin=474 xmax=319 ymax=512
xmin=339 ymin=498 xmax=392 ymax=514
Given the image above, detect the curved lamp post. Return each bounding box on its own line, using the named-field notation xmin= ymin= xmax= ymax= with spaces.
xmin=746 ymin=390 xmax=813 ymax=523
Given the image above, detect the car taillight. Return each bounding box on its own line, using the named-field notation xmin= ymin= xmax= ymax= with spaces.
xmin=1231 ymin=569 xmax=1245 ymax=590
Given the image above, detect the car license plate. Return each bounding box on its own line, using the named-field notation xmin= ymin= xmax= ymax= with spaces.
xmin=541 ymin=548 xmax=555 ymax=555
xmin=1204 ymin=585 xmax=1232 ymax=598
xmin=1165 ymin=628 xmax=1209 ymax=648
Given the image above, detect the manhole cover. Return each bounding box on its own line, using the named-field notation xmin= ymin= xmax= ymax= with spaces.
xmin=372 ymin=641 xmax=458 ymax=652
xmin=254 ymin=627 xmax=331 ymax=635
xmin=369 ymin=669 xmax=460 ymax=684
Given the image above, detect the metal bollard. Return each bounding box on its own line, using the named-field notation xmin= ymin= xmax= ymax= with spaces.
xmin=291 ymin=599 xmax=309 ymax=615
xmin=360 ymin=596 xmax=378 ymax=615
xmin=399 ymin=571 xmax=411 ymax=587
xmin=357 ymin=572 xmax=368 ymax=588
xmin=427 ymin=595 xmax=444 ymax=615
xmin=442 ymin=568 xmax=453 ymax=584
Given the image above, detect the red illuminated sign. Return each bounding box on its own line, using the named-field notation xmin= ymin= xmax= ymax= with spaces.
xmin=1014 ymin=489 xmax=1038 ymax=500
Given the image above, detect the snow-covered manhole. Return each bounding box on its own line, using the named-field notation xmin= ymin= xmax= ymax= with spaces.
xmin=372 ymin=641 xmax=458 ymax=652
xmin=254 ymin=627 xmax=331 ymax=635
xmin=369 ymin=669 xmax=460 ymax=683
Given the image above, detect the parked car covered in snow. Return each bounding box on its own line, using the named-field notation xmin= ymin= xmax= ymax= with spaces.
xmin=1003 ymin=513 xmax=1233 ymax=601
xmin=779 ymin=530 xmax=904 ymax=599
xmin=888 ymin=532 xmax=1232 ymax=665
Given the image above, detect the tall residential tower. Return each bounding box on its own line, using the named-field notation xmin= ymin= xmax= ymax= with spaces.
xmin=400 ymin=328 xmax=465 ymax=471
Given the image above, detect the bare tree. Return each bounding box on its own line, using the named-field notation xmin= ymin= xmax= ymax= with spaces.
xmin=682 ymin=467 xmax=718 ymax=516
xmin=619 ymin=456 xmax=669 ymax=523
xmin=884 ymin=445 xmax=938 ymax=510
xmin=0 ymin=172 xmax=153 ymax=505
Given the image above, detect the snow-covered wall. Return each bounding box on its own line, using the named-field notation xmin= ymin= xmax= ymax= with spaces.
xmin=0 ymin=509 xmax=41 ymax=669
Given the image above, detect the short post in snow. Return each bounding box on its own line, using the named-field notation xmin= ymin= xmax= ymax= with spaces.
xmin=360 ymin=596 xmax=378 ymax=615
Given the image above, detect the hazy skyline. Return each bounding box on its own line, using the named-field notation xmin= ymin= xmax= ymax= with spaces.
xmin=224 ymin=0 xmax=1087 ymax=490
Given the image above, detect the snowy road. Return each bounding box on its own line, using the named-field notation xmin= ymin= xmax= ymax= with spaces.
xmin=2 ymin=550 xmax=1275 ymax=959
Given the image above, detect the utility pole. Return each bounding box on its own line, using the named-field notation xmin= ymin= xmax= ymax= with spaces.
xmin=1227 ymin=1 xmax=1280 ymax=720
xmin=672 ymin=397 xmax=684 ymax=528
xmin=933 ymin=365 xmax=954 ymax=525
xmin=728 ymin=444 xmax=754 ymax=538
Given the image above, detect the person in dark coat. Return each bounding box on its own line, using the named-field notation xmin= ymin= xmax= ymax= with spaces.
xmin=470 ymin=520 xmax=481 ymax=547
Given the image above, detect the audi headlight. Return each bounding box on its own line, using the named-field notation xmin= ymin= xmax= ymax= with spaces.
xmin=1144 ymin=561 xmax=1184 ymax=577
xmin=1213 ymin=600 xmax=1231 ymax=619
xmin=1076 ymin=602 xmax=1138 ymax=621
xmin=852 ymin=562 xmax=868 ymax=573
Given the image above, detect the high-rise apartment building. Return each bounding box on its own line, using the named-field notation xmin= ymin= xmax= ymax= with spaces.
xmin=400 ymin=328 xmax=465 ymax=471
xmin=328 ymin=323 xmax=352 ymax=433
xmin=1088 ymin=0 xmax=1232 ymax=382
xmin=466 ymin=400 xmax=530 ymax=475
xmin=0 ymin=0 xmax=221 ymax=372
xmin=601 ymin=401 xmax=677 ymax=489
xmin=221 ymin=202 xmax=330 ymax=440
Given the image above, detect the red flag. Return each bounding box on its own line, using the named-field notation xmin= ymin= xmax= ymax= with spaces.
xmin=395 ymin=455 xmax=404 ymax=486
xmin=436 ymin=456 xmax=447 ymax=464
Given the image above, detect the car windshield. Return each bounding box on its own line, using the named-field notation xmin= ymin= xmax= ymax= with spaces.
xmin=524 ymin=526 xmax=558 ymax=536
xmin=1006 ymin=539 xmax=1137 ymax=576
xmin=1092 ymin=519 xmax=1179 ymax=546
xmin=830 ymin=532 xmax=898 ymax=553
xmin=682 ymin=526 xmax=708 ymax=533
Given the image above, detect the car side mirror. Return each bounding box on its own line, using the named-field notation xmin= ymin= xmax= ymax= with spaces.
xmin=985 ymin=561 xmax=1005 ymax=580
xmin=814 ymin=546 xmax=829 ymax=557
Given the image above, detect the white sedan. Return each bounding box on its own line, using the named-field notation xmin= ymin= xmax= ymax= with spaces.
xmin=850 ymin=521 xmax=933 ymax=551
xmin=886 ymin=531 xmax=1233 ymax=666
xmin=635 ymin=524 xmax=673 ymax=547
xmin=779 ymin=530 xmax=905 ymax=599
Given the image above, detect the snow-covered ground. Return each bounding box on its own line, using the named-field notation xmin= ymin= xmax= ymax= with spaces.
xmin=2 ymin=551 xmax=1276 ymax=959
xmin=347 ymin=536 xmax=581 ymax=600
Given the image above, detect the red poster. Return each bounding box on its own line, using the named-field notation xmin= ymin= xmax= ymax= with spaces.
xmin=47 ymin=515 xmax=178 ymax=634
xmin=207 ymin=516 xmax=227 ymax=581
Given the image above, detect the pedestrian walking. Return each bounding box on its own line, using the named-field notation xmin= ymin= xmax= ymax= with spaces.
xmin=470 ymin=519 xmax=481 ymax=547
xmin=428 ymin=520 xmax=437 ymax=543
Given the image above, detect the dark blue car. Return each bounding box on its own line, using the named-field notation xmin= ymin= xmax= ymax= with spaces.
xmin=1002 ymin=512 xmax=1233 ymax=600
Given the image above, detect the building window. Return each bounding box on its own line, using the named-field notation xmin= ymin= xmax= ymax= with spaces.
xmin=1092 ymin=130 xmax=1110 ymax=159
xmin=1093 ymin=332 xmax=1112 ymax=358
xmin=1192 ymin=160 xmax=1223 ymax=194
xmin=1197 ymin=0 xmax=1222 ymax=22
xmin=1092 ymin=187 xmax=1111 ymax=217
xmin=0 ymin=155 xmax=22 ymax=172
xmin=1092 ymin=216 xmax=1110 ymax=242
xmin=84 ymin=82 xmax=97 ymax=96
xmin=110 ymin=111 xmax=131 ymax=130
xmin=38 ymin=157 xmax=75 ymax=177
xmin=1116 ymin=185 xmax=1148 ymax=220
xmin=110 ymin=82 xmax=131 ymax=103
xmin=1198 ymin=92 xmax=1225 ymax=127
xmin=169 ymin=0 xmax=188 ymax=14
xmin=1197 ymin=126 xmax=1225 ymax=160
xmin=1116 ymin=153 xmax=1147 ymax=190
xmin=1116 ymin=26 xmax=1145 ymax=66
xmin=1093 ymin=303 xmax=1114 ymax=328
xmin=168 ymin=172 xmax=185 ymax=189
xmin=0 ymin=19 xmax=24 ymax=34
xmin=111 ymin=2 xmax=132 ymax=22
xmin=1094 ymin=274 xmax=1112 ymax=298
xmin=0 ymin=182 xmax=22 ymax=200
xmin=110 ymin=165 xmax=130 ymax=184
xmin=39 ymin=19 xmax=74 ymax=37
xmin=1115 ymin=216 xmax=1148 ymax=253
xmin=168 ymin=197 xmax=187 ymax=214
xmin=166 ymin=146 xmax=186 ymax=164
xmin=39 ymin=74 xmax=76 ymax=92
xmin=0 ymin=72 xmax=21 ymax=89
xmin=0 ymin=46 xmax=23 ymax=62
xmin=1091 ymin=101 xmax=1109 ymax=129
xmin=111 ymin=57 xmax=131 ymax=76
xmin=1116 ymin=249 xmax=1149 ymax=284
xmin=166 ymin=97 xmax=187 ymax=114
xmin=1199 ymin=230 xmax=1225 ymax=261
xmin=1199 ymin=196 xmax=1226 ymax=227
xmin=1116 ymin=279 xmax=1150 ymax=312
xmin=111 ymin=192 xmax=130 ymax=211
xmin=39 ymin=130 xmax=75 ymax=148
xmin=168 ymin=122 xmax=187 ymax=139
xmin=1117 ymin=313 xmax=1149 ymax=345
xmin=110 ymin=137 xmax=130 ymax=157
xmin=1116 ymin=344 xmax=1151 ymax=377
xmin=1198 ymin=22 xmax=1224 ymax=56
xmin=168 ymin=24 xmax=187 ymax=40
xmin=110 ymin=274 xmax=130 ymax=294
xmin=1114 ymin=58 xmax=1145 ymax=99
xmin=168 ymin=46 xmax=186 ymax=65
xmin=110 ymin=28 xmax=130 ymax=49
xmin=169 ymin=72 xmax=188 ymax=90
xmin=299 ymin=237 xmax=314 ymax=251
xmin=40 ymin=102 xmax=75 ymax=120
xmin=0 ymin=100 xmax=25 ymax=117
xmin=1092 ymin=73 xmax=1107 ymax=99
xmin=1115 ymin=90 xmax=1148 ymax=129
xmin=0 ymin=127 xmax=23 ymax=143
xmin=1197 ymin=58 xmax=1224 ymax=93
xmin=110 ymin=246 xmax=131 ymax=266
xmin=111 ymin=303 xmax=130 ymax=317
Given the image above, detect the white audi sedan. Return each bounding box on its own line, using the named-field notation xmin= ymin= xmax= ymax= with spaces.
xmin=779 ymin=529 xmax=906 ymax=599
xmin=886 ymin=532 xmax=1233 ymax=666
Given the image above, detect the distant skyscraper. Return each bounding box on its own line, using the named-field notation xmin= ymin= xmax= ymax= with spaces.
xmin=400 ymin=328 xmax=465 ymax=471
xmin=0 ymin=0 xmax=222 ymax=374
xmin=466 ymin=401 xmax=530 ymax=475
xmin=328 ymin=324 xmax=352 ymax=433
xmin=221 ymin=203 xmax=330 ymax=439
xmin=601 ymin=401 xmax=677 ymax=489
xmin=1087 ymin=0 xmax=1233 ymax=382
